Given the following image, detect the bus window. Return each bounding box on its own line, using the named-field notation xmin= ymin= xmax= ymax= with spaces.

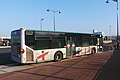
xmin=52 ymin=39 xmax=65 ymax=48
xmin=35 ymin=40 xmax=51 ymax=50
xmin=25 ymin=31 xmax=34 ymax=49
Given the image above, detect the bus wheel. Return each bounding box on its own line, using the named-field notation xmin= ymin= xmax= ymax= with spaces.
xmin=54 ymin=52 xmax=63 ymax=62
xmin=91 ymin=48 xmax=96 ymax=54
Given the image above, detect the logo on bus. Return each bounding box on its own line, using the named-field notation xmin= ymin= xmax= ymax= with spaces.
xmin=76 ymin=48 xmax=82 ymax=55
xmin=37 ymin=51 xmax=49 ymax=61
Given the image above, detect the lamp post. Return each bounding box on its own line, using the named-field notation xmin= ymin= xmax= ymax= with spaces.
xmin=40 ymin=18 xmax=44 ymax=30
xmin=109 ymin=25 xmax=111 ymax=40
xmin=47 ymin=9 xmax=61 ymax=31
xmin=106 ymin=0 xmax=119 ymax=49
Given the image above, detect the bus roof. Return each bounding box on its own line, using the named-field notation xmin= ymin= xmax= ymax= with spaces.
xmin=26 ymin=29 xmax=98 ymax=35
xmin=12 ymin=28 xmax=101 ymax=36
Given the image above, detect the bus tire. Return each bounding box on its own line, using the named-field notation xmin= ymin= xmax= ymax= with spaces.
xmin=91 ymin=48 xmax=96 ymax=54
xmin=54 ymin=52 xmax=63 ymax=62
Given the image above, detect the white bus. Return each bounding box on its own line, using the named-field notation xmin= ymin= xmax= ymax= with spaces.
xmin=11 ymin=28 xmax=103 ymax=63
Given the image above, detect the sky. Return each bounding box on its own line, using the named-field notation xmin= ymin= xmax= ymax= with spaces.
xmin=0 ymin=0 xmax=119 ymax=37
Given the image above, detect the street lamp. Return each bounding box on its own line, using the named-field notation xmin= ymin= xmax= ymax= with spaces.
xmin=40 ymin=18 xmax=44 ymax=30
xmin=106 ymin=0 xmax=119 ymax=49
xmin=47 ymin=9 xmax=61 ymax=31
xmin=109 ymin=25 xmax=111 ymax=40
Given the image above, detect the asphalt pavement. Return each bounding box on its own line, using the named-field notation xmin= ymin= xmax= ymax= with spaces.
xmin=0 ymin=46 xmax=15 ymax=65
xmin=0 ymin=51 xmax=113 ymax=80
xmin=1 ymin=46 xmax=120 ymax=80
xmin=94 ymin=49 xmax=120 ymax=80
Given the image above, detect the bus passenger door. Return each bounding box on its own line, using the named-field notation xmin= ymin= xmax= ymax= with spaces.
xmin=66 ymin=37 xmax=76 ymax=58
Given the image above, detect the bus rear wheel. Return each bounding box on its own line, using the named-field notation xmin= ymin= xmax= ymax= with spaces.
xmin=91 ymin=48 xmax=96 ymax=54
xmin=54 ymin=52 xmax=63 ymax=62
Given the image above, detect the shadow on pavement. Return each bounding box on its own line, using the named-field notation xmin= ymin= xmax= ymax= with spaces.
xmin=0 ymin=48 xmax=15 ymax=65
xmin=94 ymin=49 xmax=120 ymax=80
xmin=0 ymin=53 xmax=15 ymax=65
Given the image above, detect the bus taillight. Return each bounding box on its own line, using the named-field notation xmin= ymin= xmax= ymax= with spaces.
xmin=21 ymin=49 xmax=25 ymax=54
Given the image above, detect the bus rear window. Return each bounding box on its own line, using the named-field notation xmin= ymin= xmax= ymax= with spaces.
xmin=11 ymin=30 xmax=21 ymax=43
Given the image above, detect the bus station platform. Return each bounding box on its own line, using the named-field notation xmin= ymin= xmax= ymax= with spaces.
xmin=0 ymin=50 xmax=120 ymax=80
